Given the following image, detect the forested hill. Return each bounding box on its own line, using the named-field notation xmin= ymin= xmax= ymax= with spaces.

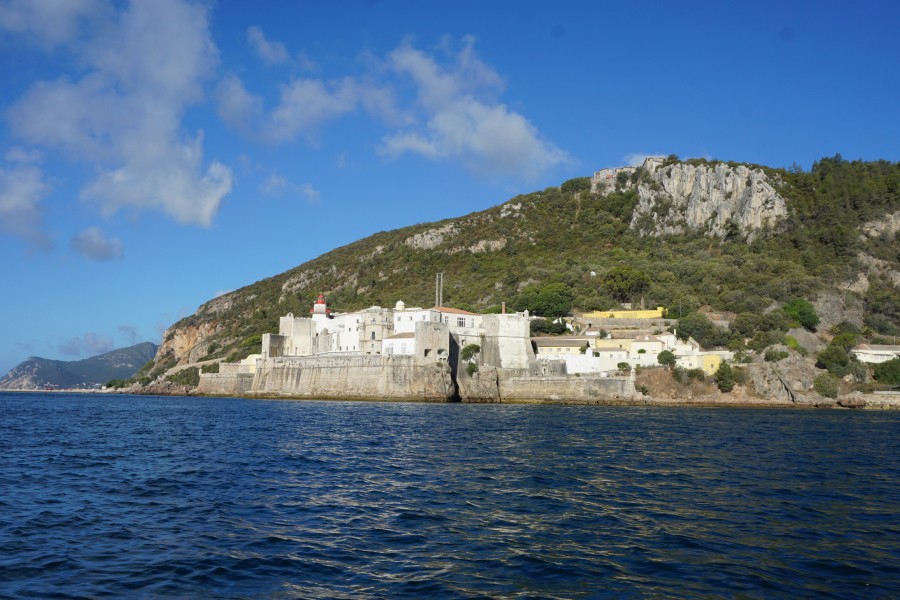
xmin=143 ymin=155 xmax=899 ymax=379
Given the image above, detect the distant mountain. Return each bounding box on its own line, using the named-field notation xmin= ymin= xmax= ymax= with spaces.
xmin=0 ymin=342 xmax=158 ymax=390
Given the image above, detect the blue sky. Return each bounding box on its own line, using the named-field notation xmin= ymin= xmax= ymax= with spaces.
xmin=1 ymin=0 xmax=899 ymax=374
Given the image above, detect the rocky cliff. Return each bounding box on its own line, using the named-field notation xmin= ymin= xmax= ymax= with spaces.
xmin=592 ymin=157 xmax=788 ymax=239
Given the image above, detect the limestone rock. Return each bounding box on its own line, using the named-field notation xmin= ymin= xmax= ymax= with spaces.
xmin=838 ymin=392 xmax=867 ymax=409
xmin=591 ymin=157 xmax=787 ymax=240
xmin=745 ymin=354 xmax=819 ymax=403
xmin=860 ymin=211 xmax=900 ymax=239
xmin=458 ymin=366 xmax=501 ymax=402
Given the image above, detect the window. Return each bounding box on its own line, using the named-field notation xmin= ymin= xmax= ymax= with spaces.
xmin=371 ymin=332 xmax=376 ymax=340
xmin=457 ymin=317 xmax=466 ymax=327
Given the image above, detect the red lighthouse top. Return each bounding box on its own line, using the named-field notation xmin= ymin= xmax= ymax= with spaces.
xmin=310 ymin=293 xmax=331 ymax=315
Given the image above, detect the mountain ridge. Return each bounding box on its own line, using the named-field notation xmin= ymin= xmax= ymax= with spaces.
xmin=137 ymin=155 xmax=899 ymax=382
xmin=0 ymin=342 xmax=159 ymax=390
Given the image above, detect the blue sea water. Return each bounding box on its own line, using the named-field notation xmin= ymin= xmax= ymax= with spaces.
xmin=0 ymin=394 xmax=898 ymax=599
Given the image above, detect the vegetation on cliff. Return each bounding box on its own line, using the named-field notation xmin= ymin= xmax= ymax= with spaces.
xmin=147 ymin=155 xmax=898 ymax=379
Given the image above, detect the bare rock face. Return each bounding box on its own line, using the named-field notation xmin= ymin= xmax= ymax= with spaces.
xmin=860 ymin=211 xmax=900 ymax=239
xmin=591 ymin=157 xmax=788 ymax=240
xmin=457 ymin=366 xmax=501 ymax=402
xmin=157 ymin=320 xmax=225 ymax=367
xmin=745 ymin=354 xmax=819 ymax=404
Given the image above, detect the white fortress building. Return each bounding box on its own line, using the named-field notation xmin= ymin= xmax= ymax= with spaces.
xmin=260 ymin=294 xmax=533 ymax=370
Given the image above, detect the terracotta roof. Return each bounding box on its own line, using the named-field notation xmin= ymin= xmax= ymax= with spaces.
xmin=384 ymin=332 xmax=416 ymax=339
xmin=431 ymin=306 xmax=478 ymax=315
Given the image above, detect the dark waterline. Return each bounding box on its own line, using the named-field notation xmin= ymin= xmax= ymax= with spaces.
xmin=1 ymin=393 xmax=898 ymax=598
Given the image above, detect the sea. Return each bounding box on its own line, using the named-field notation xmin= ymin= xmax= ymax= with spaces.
xmin=0 ymin=393 xmax=898 ymax=599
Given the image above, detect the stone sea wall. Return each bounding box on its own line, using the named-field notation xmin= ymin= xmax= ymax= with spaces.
xmin=249 ymin=355 xmax=456 ymax=401
xmin=497 ymin=374 xmax=636 ymax=404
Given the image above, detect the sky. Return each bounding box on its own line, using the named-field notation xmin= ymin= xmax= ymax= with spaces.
xmin=1 ymin=0 xmax=899 ymax=374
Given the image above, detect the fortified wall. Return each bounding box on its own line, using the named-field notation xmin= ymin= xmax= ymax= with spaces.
xmin=251 ymin=354 xmax=456 ymax=401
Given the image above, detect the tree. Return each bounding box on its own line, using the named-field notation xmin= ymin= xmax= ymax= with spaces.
xmin=461 ymin=344 xmax=481 ymax=362
xmin=715 ymin=362 xmax=735 ymax=392
xmin=784 ymin=299 xmax=819 ymax=331
xmin=600 ymin=267 xmax=650 ymax=303
xmin=516 ymin=283 xmax=573 ymax=318
xmin=873 ymin=358 xmax=900 ymax=385
xmin=678 ymin=312 xmax=730 ymax=348
xmin=658 ymin=350 xmax=676 ymax=367
xmin=816 ymin=345 xmax=850 ymax=374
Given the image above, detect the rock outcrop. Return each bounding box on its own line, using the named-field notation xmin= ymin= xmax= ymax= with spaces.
xmin=591 ymin=157 xmax=788 ymax=240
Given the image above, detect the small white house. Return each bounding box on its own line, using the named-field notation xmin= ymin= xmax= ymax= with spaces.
xmin=851 ymin=344 xmax=900 ymax=364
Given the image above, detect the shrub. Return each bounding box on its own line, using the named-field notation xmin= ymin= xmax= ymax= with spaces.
xmin=466 ymin=362 xmax=479 ymax=376
xmin=617 ymin=362 xmax=631 ymax=372
xmin=873 ymin=358 xmax=900 ymax=385
xmin=830 ymin=333 xmax=858 ymax=352
xmin=658 ymin=350 xmax=677 ymax=367
xmin=784 ymin=299 xmax=819 ymax=331
xmin=687 ymin=368 xmax=706 ymax=382
xmin=764 ymin=349 xmax=789 ymax=362
xmin=201 ymin=363 xmax=220 ymax=374
xmin=748 ymin=330 xmax=785 ymax=352
xmin=813 ymin=373 xmax=838 ymax=398
xmin=816 ymin=345 xmax=850 ymax=374
xmin=166 ymin=367 xmax=200 ymax=387
xmin=784 ymin=336 xmax=808 ymax=355
xmin=715 ymin=363 xmax=735 ymax=392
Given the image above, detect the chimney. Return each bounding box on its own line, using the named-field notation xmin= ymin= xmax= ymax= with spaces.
xmin=501 ymin=302 xmax=506 ymax=314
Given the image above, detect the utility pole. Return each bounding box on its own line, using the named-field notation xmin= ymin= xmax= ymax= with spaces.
xmin=435 ymin=273 xmax=443 ymax=307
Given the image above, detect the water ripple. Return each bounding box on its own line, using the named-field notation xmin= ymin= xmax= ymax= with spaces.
xmin=0 ymin=394 xmax=898 ymax=598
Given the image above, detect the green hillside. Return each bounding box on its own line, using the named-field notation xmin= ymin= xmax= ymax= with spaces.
xmin=163 ymin=155 xmax=899 ymax=368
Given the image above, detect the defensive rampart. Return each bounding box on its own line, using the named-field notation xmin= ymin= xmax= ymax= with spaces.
xmin=195 ymin=372 xmax=254 ymax=396
xmin=497 ymin=374 xmax=636 ymax=404
xmin=250 ymin=355 xmax=456 ymax=401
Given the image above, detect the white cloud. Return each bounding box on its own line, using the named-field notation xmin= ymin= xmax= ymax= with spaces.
xmin=259 ymin=172 xmax=288 ymax=196
xmin=299 ymin=183 xmax=320 ymax=204
xmin=215 ymin=74 xmax=264 ymax=135
xmin=258 ymin=170 xmax=320 ymax=204
xmin=59 ymin=331 xmax=114 ymax=357
xmin=117 ymin=324 xmax=140 ymax=344
xmin=215 ymin=74 xmax=368 ymax=143
xmin=296 ymin=51 xmax=319 ymax=73
xmin=6 ymin=0 xmax=232 ymax=227
xmin=215 ymin=36 xmax=565 ymax=181
xmin=264 ymin=77 xmax=360 ymax=143
xmin=70 ymin=226 xmax=123 ymax=261
xmin=0 ymin=0 xmax=103 ymax=48
xmin=0 ymin=148 xmax=50 ymax=243
xmin=378 ymin=38 xmax=569 ymax=179
xmin=247 ymin=25 xmax=289 ymax=65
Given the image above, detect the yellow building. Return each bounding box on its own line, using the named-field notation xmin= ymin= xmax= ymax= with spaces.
xmin=582 ymin=307 xmax=666 ymax=319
